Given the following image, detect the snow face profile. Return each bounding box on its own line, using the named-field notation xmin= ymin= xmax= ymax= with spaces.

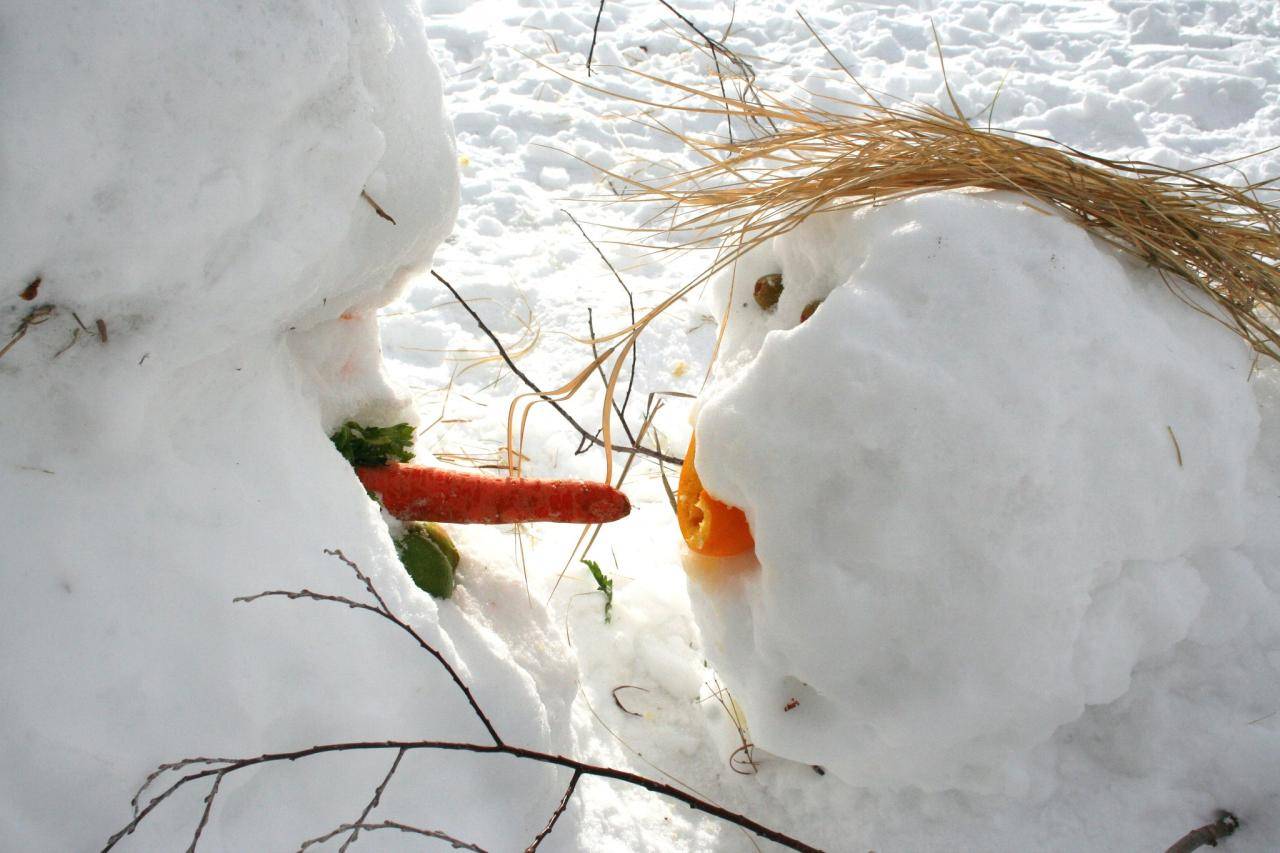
xmin=687 ymin=191 xmax=1260 ymax=794
xmin=1 ymin=4 xmax=574 ymax=850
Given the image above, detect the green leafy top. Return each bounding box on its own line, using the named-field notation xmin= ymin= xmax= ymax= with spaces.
xmin=582 ymin=558 xmax=614 ymax=624
xmin=330 ymin=421 xmax=416 ymax=467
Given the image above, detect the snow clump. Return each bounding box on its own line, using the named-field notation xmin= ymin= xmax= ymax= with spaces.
xmin=687 ymin=191 xmax=1260 ymax=794
xmin=1 ymin=4 xmax=577 ymax=849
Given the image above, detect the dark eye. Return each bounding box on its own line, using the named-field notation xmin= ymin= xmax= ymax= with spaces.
xmin=753 ymin=273 xmax=783 ymax=310
xmin=799 ymin=299 xmax=823 ymax=323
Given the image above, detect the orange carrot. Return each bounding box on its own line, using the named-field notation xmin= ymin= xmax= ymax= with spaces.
xmin=356 ymin=463 xmax=631 ymax=525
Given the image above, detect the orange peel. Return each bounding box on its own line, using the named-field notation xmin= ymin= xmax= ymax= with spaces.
xmin=677 ymin=434 xmax=755 ymax=557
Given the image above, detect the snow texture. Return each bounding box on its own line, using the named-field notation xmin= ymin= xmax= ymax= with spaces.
xmin=691 ymin=191 xmax=1258 ymax=793
xmin=5 ymin=0 xmax=1280 ymax=850
xmin=2 ymin=2 xmax=577 ymax=850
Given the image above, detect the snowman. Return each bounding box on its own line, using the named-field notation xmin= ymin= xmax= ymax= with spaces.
xmin=676 ymin=189 xmax=1259 ymax=795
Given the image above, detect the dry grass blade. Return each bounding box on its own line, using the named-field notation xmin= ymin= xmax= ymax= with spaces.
xmin=583 ymin=56 xmax=1280 ymax=367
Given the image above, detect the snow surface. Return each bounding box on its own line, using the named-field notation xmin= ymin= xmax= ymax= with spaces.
xmin=4 ymin=0 xmax=1280 ymax=850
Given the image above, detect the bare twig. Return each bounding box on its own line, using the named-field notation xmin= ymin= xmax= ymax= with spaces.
xmin=319 ymin=550 xmax=502 ymax=745
xmin=524 ymin=769 xmax=581 ymax=853
xmin=655 ymin=0 xmax=751 ymax=80
xmin=587 ymin=307 xmax=638 ymax=449
xmin=52 ymin=327 xmax=80 ymax=359
xmin=564 ymin=209 xmax=637 ymax=421
xmin=586 ymin=0 xmax=606 ymax=76
xmin=184 ymin=771 xmax=224 ymax=853
xmin=132 ymin=757 xmax=235 ymax=817
xmin=107 ymin=551 xmax=823 ymax=853
xmin=1167 ymin=425 xmax=1184 ymax=467
xmin=612 ymin=685 xmax=649 ymax=718
xmin=0 ymin=304 xmax=54 ymax=360
xmin=430 ymin=270 xmax=680 ymax=466
xmin=335 ymin=747 xmax=406 ymax=853
xmin=233 ymin=553 xmax=501 ymax=747
xmin=1165 ymin=811 xmax=1240 ymax=853
xmin=108 ymin=737 xmax=819 ymax=853
xmin=298 ymin=820 xmax=488 ymax=852
xmin=361 ymin=189 xmax=397 ymax=225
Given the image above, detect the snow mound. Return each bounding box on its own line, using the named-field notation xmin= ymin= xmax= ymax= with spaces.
xmin=688 ymin=191 xmax=1260 ymax=794
xmin=1 ymin=4 xmax=580 ymax=849
xmin=2 ymin=0 xmax=457 ymax=371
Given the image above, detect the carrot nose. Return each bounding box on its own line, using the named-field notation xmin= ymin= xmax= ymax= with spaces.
xmin=676 ymin=434 xmax=755 ymax=557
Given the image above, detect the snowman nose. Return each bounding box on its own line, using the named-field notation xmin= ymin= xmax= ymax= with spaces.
xmin=676 ymin=434 xmax=755 ymax=557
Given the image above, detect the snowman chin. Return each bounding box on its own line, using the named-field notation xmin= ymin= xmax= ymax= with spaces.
xmin=681 ymin=548 xmax=759 ymax=587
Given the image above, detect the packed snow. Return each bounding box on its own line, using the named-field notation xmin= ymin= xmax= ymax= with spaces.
xmin=2 ymin=2 xmax=574 ymax=850
xmin=4 ymin=0 xmax=1280 ymax=851
xmin=690 ymin=190 xmax=1259 ymax=793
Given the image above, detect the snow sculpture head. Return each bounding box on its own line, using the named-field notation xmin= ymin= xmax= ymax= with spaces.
xmin=685 ymin=191 xmax=1259 ymax=794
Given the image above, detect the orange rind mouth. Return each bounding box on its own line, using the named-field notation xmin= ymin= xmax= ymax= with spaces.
xmin=677 ymin=434 xmax=755 ymax=558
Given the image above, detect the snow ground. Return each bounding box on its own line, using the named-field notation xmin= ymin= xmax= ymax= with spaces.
xmin=3 ymin=0 xmax=1279 ymax=850
xmin=408 ymin=1 xmax=1280 ymax=850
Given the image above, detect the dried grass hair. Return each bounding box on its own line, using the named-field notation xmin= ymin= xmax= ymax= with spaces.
xmin=513 ymin=32 xmax=1280 ymax=481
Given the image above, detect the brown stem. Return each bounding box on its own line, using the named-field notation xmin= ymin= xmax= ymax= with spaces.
xmin=335 ymin=747 xmax=405 ymax=852
xmin=106 ymin=550 xmax=822 ymax=853
xmin=563 ymin=208 xmax=638 ymax=423
xmin=586 ymin=0 xmax=606 ymax=76
xmin=184 ymin=772 xmax=223 ymax=853
xmin=525 ymin=769 xmax=581 ymax=852
xmin=109 ymin=739 xmax=821 ymax=853
xmin=1165 ymin=812 xmax=1240 ymax=853
xmin=298 ymin=820 xmax=487 ymax=852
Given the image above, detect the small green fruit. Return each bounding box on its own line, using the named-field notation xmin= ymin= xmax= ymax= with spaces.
xmin=395 ymin=522 xmax=460 ymax=599
xmin=418 ymin=522 xmax=460 ymax=568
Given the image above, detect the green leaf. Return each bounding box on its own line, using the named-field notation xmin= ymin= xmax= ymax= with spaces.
xmin=582 ymin=558 xmax=613 ymax=624
xmin=330 ymin=421 xmax=416 ymax=467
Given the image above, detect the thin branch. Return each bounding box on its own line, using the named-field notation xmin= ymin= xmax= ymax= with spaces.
xmin=612 ymin=685 xmax=649 ymax=718
xmin=1165 ymin=812 xmax=1240 ymax=853
xmin=0 ymin=304 xmax=55 ymax=361
xmin=586 ymin=0 xmax=606 ymax=76
xmin=106 ymin=552 xmax=823 ymax=853
xmin=563 ymin=209 xmax=637 ymax=421
xmin=524 ymin=769 xmax=581 ymax=853
xmin=332 ymin=549 xmax=501 ymax=746
xmin=360 ymin=189 xmax=397 ymax=225
xmin=588 ymin=308 xmax=638 ymax=448
xmin=107 ymin=738 xmax=820 ymax=853
xmin=132 ymin=757 xmax=236 ymax=817
xmin=299 ymin=820 xmax=488 ymax=852
xmin=184 ymin=772 xmax=224 ymax=853
xmin=336 ymin=747 xmax=406 ymax=853
xmin=655 ymin=0 xmax=751 ymax=79
xmin=235 ymin=550 xmax=502 ymax=747
xmin=430 ymin=270 xmax=680 ymax=465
